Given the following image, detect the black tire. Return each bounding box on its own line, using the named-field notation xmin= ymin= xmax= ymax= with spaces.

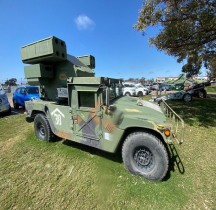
xmin=6 ymin=106 xmax=11 ymax=115
xmin=125 ymin=92 xmax=131 ymax=96
xmin=122 ymin=132 xmax=169 ymax=181
xmin=183 ymin=93 xmax=192 ymax=102
xmin=34 ymin=114 xmax=52 ymax=141
xmin=199 ymin=89 xmax=207 ymax=98
xmin=13 ymin=98 xmax=19 ymax=109
xmin=137 ymin=91 xmax=143 ymax=97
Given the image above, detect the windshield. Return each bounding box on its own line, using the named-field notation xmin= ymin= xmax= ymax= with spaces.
xmin=136 ymin=85 xmax=144 ymax=88
xmin=102 ymin=82 xmax=123 ymax=105
xmin=124 ymin=83 xmax=135 ymax=88
xmin=26 ymin=87 xmax=39 ymax=94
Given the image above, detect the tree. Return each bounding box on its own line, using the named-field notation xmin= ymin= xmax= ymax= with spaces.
xmin=5 ymin=78 xmax=17 ymax=86
xmin=139 ymin=77 xmax=146 ymax=85
xmin=135 ymin=0 xmax=216 ymax=76
xmin=206 ymin=55 xmax=216 ymax=78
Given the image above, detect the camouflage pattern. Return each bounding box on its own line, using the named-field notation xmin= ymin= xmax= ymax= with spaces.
xmin=23 ymin=36 xmax=184 ymax=153
xmin=25 ymin=75 xmax=184 ymax=153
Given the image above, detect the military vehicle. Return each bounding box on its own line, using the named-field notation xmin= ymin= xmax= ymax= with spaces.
xmin=21 ymin=36 xmax=184 ymax=181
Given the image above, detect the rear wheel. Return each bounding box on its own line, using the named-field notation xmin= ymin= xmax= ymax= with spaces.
xmin=122 ymin=132 xmax=169 ymax=181
xmin=199 ymin=89 xmax=207 ymax=98
xmin=34 ymin=114 xmax=52 ymax=141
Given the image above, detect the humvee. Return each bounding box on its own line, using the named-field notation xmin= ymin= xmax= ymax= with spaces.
xmin=21 ymin=36 xmax=184 ymax=181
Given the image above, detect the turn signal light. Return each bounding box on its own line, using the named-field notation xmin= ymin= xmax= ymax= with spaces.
xmin=164 ymin=129 xmax=171 ymax=137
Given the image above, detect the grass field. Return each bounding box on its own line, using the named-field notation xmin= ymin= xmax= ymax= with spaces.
xmin=206 ymin=86 xmax=216 ymax=93
xmin=0 ymin=98 xmax=216 ymax=210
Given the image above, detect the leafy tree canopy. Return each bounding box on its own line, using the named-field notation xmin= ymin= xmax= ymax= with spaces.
xmin=135 ymin=0 xmax=216 ymax=77
xmin=5 ymin=78 xmax=17 ymax=86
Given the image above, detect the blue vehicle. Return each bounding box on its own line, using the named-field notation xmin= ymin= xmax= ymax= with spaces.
xmin=13 ymin=86 xmax=40 ymax=109
xmin=0 ymin=85 xmax=11 ymax=115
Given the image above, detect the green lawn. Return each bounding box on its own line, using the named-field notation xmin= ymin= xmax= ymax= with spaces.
xmin=206 ymin=86 xmax=216 ymax=93
xmin=0 ymin=98 xmax=215 ymax=210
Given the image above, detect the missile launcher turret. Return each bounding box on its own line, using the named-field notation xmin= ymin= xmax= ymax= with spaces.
xmin=22 ymin=36 xmax=95 ymax=101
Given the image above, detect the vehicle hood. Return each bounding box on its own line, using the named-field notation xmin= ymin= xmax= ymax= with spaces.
xmin=112 ymin=96 xmax=166 ymax=125
xmin=26 ymin=94 xmax=40 ymax=99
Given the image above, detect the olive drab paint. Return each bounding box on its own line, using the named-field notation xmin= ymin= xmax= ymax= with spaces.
xmin=22 ymin=36 xmax=184 ymax=180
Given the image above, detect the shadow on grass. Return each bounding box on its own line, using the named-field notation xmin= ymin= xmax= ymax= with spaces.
xmin=63 ymin=139 xmax=186 ymax=181
xmin=167 ymin=98 xmax=216 ymax=127
xmin=63 ymin=140 xmax=123 ymax=163
xmin=0 ymin=107 xmax=25 ymax=118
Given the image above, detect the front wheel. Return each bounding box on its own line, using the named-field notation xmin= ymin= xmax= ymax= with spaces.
xmin=13 ymin=99 xmax=19 ymax=109
xmin=137 ymin=91 xmax=143 ymax=97
xmin=122 ymin=132 xmax=169 ymax=181
xmin=34 ymin=114 xmax=53 ymax=141
xmin=125 ymin=92 xmax=131 ymax=96
xmin=183 ymin=93 xmax=192 ymax=102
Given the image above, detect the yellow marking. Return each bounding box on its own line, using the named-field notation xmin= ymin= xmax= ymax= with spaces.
xmin=125 ymin=109 xmax=141 ymax=113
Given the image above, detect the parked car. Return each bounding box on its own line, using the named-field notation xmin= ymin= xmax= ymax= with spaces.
xmin=160 ymin=83 xmax=173 ymax=91
xmin=144 ymin=84 xmax=151 ymax=91
xmin=0 ymin=85 xmax=11 ymax=115
xmin=172 ymin=83 xmax=184 ymax=91
xmin=13 ymin=86 xmax=40 ymax=109
xmin=134 ymin=83 xmax=149 ymax=96
xmin=123 ymin=82 xmax=148 ymax=96
xmin=151 ymin=83 xmax=159 ymax=90
xmin=122 ymin=83 xmax=136 ymax=96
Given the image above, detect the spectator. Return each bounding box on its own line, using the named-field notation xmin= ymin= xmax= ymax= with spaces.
xmin=7 ymin=85 xmax=11 ymax=93
xmin=155 ymin=84 xmax=159 ymax=96
xmin=159 ymin=83 xmax=162 ymax=95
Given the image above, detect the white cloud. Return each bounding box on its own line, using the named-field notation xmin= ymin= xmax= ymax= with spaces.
xmin=75 ymin=15 xmax=95 ymax=30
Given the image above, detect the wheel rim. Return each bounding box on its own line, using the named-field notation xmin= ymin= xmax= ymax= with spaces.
xmin=184 ymin=94 xmax=191 ymax=102
xmin=199 ymin=92 xmax=204 ymax=98
xmin=37 ymin=122 xmax=45 ymax=138
xmin=133 ymin=147 xmax=154 ymax=170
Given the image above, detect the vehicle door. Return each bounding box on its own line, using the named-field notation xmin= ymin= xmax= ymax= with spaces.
xmin=72 ymin=89 xmax=102 ymax=141
xmin=14 ymin=88 xmax=23 ymax=105
xmin=19 ymin=87 xmax=29 ymax=106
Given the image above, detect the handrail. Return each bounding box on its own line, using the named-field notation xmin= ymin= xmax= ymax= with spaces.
xmin=160 ymin=99 xmax=185 ymax=144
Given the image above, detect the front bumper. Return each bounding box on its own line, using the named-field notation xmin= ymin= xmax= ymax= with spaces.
xmin=0 ymin=103 xmax=10 ymax=113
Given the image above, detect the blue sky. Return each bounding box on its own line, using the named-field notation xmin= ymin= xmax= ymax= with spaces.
xmin=0 ymin=0 xmax=206 ymax=83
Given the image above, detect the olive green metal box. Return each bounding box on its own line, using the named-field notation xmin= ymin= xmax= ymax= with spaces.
xmin=24 ymin=64 xmax=54 ymax=79
xmin=77 ymin=55 xmax=95 ymax=69
xmin=21 ymin=36 xmax=67 ymax=64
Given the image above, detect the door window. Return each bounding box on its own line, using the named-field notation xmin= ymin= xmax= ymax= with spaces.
xmin=78 ymin=91 xmax=95 ymax=108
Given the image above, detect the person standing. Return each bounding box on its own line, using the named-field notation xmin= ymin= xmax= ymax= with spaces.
xmin=159 ymin=83 xmax=162 ymax=95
